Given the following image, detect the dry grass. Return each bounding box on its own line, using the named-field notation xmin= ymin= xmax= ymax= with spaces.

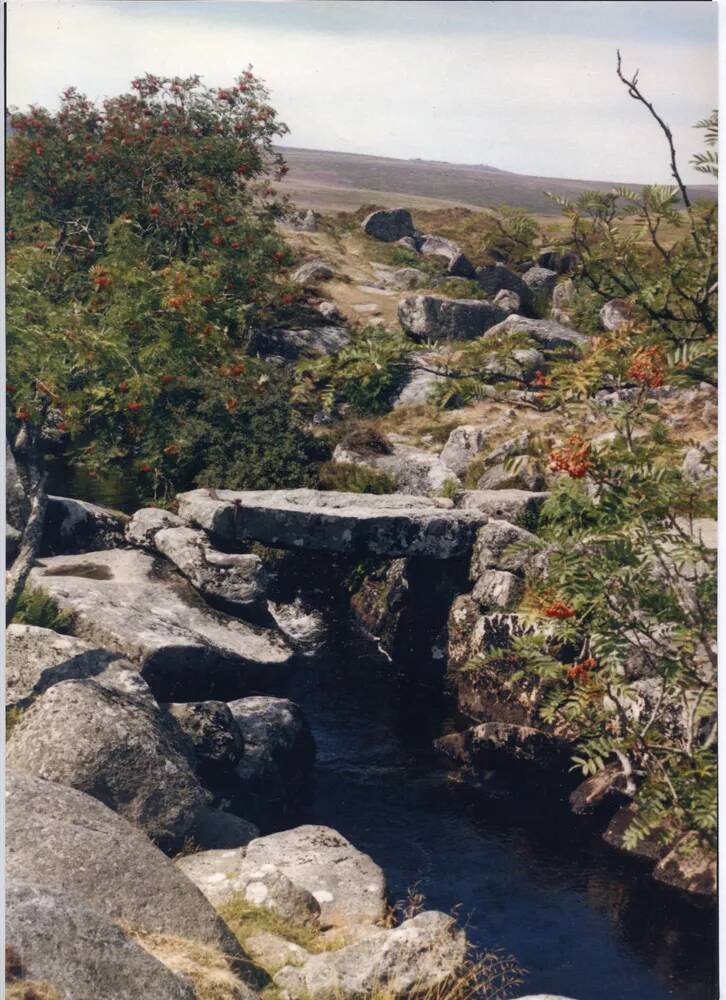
xmin=5 ymin=983 xmax=60 ymax=1000
xmin=124 ymin=924 xmax=256 ymax=1000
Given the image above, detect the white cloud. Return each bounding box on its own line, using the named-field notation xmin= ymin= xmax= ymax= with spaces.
xmin=6 ymin=1 xmax=718 ymax=183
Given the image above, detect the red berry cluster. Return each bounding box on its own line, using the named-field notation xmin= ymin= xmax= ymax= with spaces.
xmin=626 ymin=346 xmax=666 ymax=388
xmin=93 ymin=270 xmax=112 ymax=289
xmin=567 ymin=656 xmax=597 ymax=683
xmin=549 ymin=433 xmax=592 ymax=479
xmin=543 ymin=601 xmax=576 ymax=620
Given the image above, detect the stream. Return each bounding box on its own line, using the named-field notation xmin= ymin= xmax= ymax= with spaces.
xmin=288 ymin=648 xmax=717 ymax=1000
xmin=46 ymin=466 xmax=717 ymax=1000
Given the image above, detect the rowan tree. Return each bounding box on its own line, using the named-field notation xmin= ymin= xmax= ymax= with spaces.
xmin=5 ymin=72 xmax=309 ymax=618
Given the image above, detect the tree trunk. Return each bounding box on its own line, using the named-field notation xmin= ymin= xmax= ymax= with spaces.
xmin=5 ymin=437 xmax=48 ymax=624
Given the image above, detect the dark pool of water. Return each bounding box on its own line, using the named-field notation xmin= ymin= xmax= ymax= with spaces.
xmin=288 ymin=651 xmax=717 ymax=1000
xmin=45 ymin=461 xmax=146 ymax=514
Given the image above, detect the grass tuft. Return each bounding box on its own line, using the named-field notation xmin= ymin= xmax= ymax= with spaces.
xmin=5 ymin=983 xmax=60 ymax=1000
xmin=5 ymin=706 xmax=25 ymax=742
xmin=11 ymin=585 xmax=75 ymax=634
xmin=318 ymin=462 xmax=396 ymax=495
xmin=123 ymin=924 xmax=256 ymax=1000
xmin=218 ymin=896 xmax=321 ymax=955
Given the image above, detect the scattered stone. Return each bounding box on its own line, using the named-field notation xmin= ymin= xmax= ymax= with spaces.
xmin=471 ymin=518 xmax=543 ymax=578
xmin=391 ymin=266 xmax=430 ymax=290
xmin=483 ymin=314 xmax=588 ymax=351
xmin=40 ymin=496 xmax=128 ymax=557
xmin=7 ymin=679 xmax=208 ymax=849
xmin=652 ymin=833 xmax=716 ymax=897
xmin=537 ymin=249 xmax=578 ymax=274
xmin=352 ymin=302 xmax=381 ymax=315
xmin=29 ymin=549 xmax=293 ymax=702
xmin=243 ymin=825 xmax=387 ymax=929
xmin=475 ymin=265 xmax=531 ymax=305
xmin=602 ymin=804 xmax=669 ymax=863
xmin=245 ymin=930 xmax=310 ymax=971
xmin=188 ymin=807 xmax=260 ymax=851
xmin=177 ymin=488 xmax=487 ymax=560
xmin=396 ymin=235 xmax=420 ymax=252
xmin=248 ymin=324 xmax=351 ymax=361
xmin=5 ymin=624 xmax=152 ymax=709
xmin=550 ymin=308 xmax=574 ymax=327
xmin=6 ymin=882 xmax=199 ymax=1000
xmin=274 ymin=911 xmax=467 ymax=1000
xmin=476 ymin=462 xmax=546 ymax=492
xmin=446 ymin=603 xmax=551 ymax=724
xmin=153 ymin=525 xmax=269 ymax=612
xmin=682 ymin=437 xmax=717 ymax=482
xmin=419 ymin=233 xmax=461 ymax=260
xmin=455 ymin=489 xmax=550 ymax=529
xmin=165 ymin=700 xmax=244 ymax=774
xmin=349 ymin=557 xmax=409 ymax=655
xmin=513 ymin=996 xmax=579 ymax=1000
xmin=125 ymin=507 xmax=186 ymax=548
xmin=447 ymin=252 xmax=476 ymax=278
xmin=292 ymin=260 xmax=335 ymax=285
xmin=334 ymin=441 xmax=461 ymax=497
xmin=512 ymin=347 xmax=547 ymax=378
xmin=317 ymin=300 xmax=341 ymax=321
xmin=392 ymin=353 xmax=448 ymax=408
xmin=226 ymin=696 xmax=315 ymax=826
xmin=569 ymin=764 xmax=627 ymax=814
xmin=472 ymin=568 xmax=524 ymax=609
xmin=439 ymin=425 xmax=488 ymax=477
xmin=552 ymin=279 xmax=574 ymax=310
xmin=362 ymin=208 xmax=416 ymax=242
xmin=600 ymin=298 xmax=633 ymax=331
xmin=485 ymin=431 xmax=533 ymax=464
xmin=177 ymin=848 xmax=321 ymax=926
xmin=521 ymin=266 xmax=558 ymax=308
xmin=494 ymin=288 xmax=522 ymax=314
xmin=280 ymin=209 xmax=318 ymax=232
xmin=436 ymin=722 xmax=568 ymax=768
xmin=5 ymin=771 xmax=241 ymax=951
xmin=398 ymin=295 xmax=506 ymax=341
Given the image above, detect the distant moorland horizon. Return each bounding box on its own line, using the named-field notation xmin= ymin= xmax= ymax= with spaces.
xmin=274 ymin=143 xmax=718 ymax=215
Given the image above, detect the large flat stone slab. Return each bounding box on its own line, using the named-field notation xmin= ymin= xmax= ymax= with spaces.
xmin=29 ymin=549 xmax=293 ymax=702
xmin=177 ymin=489 xmax=486 ymax=559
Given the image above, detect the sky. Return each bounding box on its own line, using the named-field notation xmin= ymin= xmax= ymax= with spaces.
xmin=5 ymin=0 xmax=719 ymax=184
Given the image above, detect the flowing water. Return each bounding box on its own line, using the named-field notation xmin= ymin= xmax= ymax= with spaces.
xmin=48 ymin=468 xmax=717 ymax=1000
xmin=288 ymin=650 xmax=717 ymax=1000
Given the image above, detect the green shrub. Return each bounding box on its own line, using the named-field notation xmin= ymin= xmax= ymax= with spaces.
xmin=438 ymin=477 xmax=462 ymax=500
xmin=295 ymin=326 xmax=413 ymax=416
xmin=435 ymin=278 xmax=487 ymax=300
xmin=11 ymin=584 xmax=75 ymax=633
xmin=336 ymin=424 xmax=392 ymax=456
xmin=161 ymin=371 xmax=331 ymax=495
xmin=318 ymin=461 xmax=396 ymax=494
